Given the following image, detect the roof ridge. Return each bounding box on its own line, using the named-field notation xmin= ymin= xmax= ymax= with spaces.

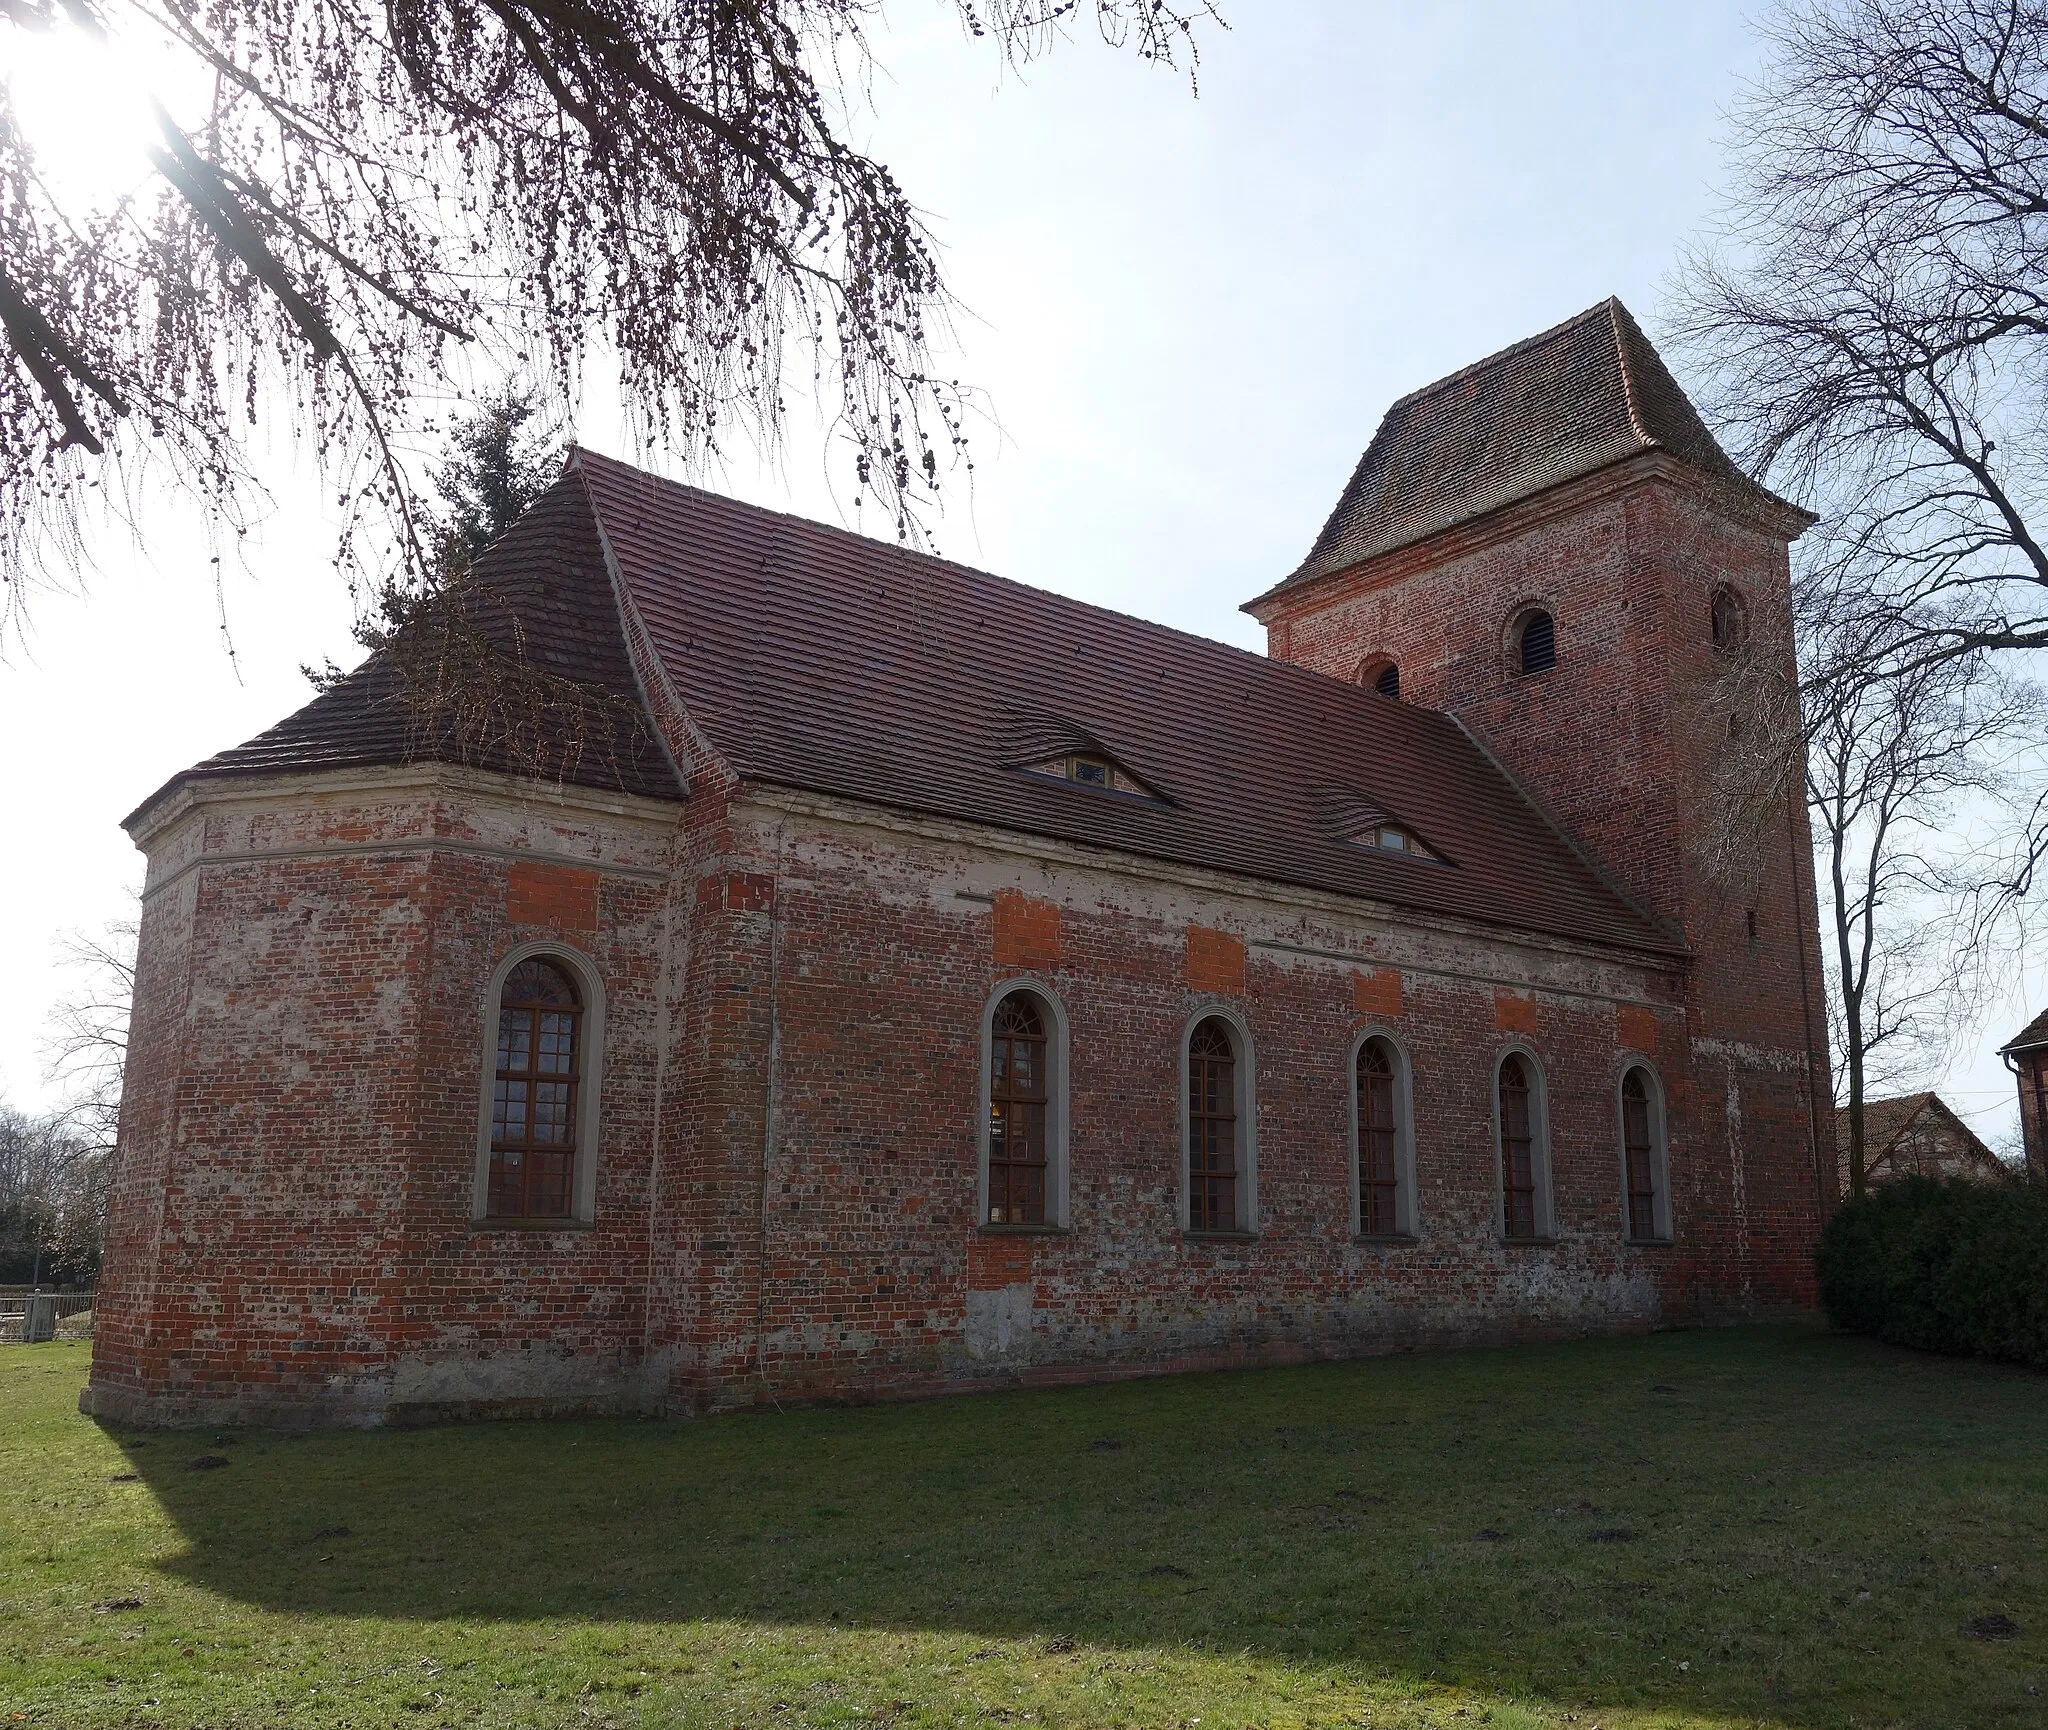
xmin=570 ymin=445 xmax=1484 ymax=741
xmin=1607 ymin=299 xmax=1657 ymax=451
xmin=1379 ymin=297 xmax=1622 ymax=414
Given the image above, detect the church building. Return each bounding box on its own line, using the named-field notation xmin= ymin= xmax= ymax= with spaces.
xmin=87 ymin=301 xmax=1837 ymax=1427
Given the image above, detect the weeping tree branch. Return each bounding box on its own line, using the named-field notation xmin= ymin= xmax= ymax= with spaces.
xmin=0 ymin=0 xmax=1220 ymax=637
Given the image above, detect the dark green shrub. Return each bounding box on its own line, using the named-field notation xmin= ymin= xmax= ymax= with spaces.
xmin=1816 ymin=1176 xmax=2048 ymax=1368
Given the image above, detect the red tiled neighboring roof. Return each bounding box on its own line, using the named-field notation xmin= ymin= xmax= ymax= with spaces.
xmin=1838 ymin=1090 xmax=2003 ymax=1177
xmin=129 ymin=476 xmax=682 ymax=825
xmin=1251 ymin=299 xmax=1805 ymax=606
xmin=577 ymin=450 xmax=1680 ymax=956
xmin=2001 ymin=1007 xmax=2048 ymax=1054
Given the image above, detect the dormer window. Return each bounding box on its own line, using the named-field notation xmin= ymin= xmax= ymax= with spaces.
xmin=1017 ymin=749 xmax=1162 ymax=801
xmin=1375 ymin=827 xmax=1416 ymax=854
xmin=1354 ymin=823 xmax=1437 ymax=861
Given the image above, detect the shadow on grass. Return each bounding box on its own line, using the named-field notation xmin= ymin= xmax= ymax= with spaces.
xmin=112 ymin=1325 xmax=2047 ymax=1728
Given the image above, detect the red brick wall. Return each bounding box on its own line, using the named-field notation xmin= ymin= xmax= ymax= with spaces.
xmin=1251 ymin=459 xmax=1833 ymax=1299
xmin=2023 ymin=1051 xmax=2048 ymax=1181
xmin=94 ymin=487 xmax=1835 ymax=1426
xmin=652 ymin=804 xmax=1815 ymax=1413
xmin=88 ymin=776 xmax=677 ymax=1426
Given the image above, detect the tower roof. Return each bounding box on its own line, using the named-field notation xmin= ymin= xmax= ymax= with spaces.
xmin=1253 ymin=299 xmax=1803 ymax=607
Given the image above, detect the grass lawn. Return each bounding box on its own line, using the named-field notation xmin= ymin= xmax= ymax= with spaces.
xmin=2 ymin=1326 xmax=2043 ymax=1729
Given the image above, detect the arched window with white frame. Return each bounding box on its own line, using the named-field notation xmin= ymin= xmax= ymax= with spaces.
xmin=1619 ymin=1064 xmax=1673 ymax=1242
xmin=1183 ymin=1012 xmax=1257 ymax=1234
xmin=980 ymin=981 xmax=1069 ymax=1228
xmin=1352 ymin=1032 xmax=1418 ymax=1239
xmin=475 ymin=943 xmax=607 ymax=1226
xmin=1495 ymin=1048 xmax=1554 ymax=1241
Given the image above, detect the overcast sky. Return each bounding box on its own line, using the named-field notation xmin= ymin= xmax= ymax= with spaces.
xmin=2 ymin=1 xmax=2038 ymax=1144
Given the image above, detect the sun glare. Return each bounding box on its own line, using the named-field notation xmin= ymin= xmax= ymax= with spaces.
xmin=2 ymin=15 xmax=191 ymax=209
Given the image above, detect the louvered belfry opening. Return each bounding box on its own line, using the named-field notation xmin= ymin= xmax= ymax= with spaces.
xmin=1187 ymin=1019 xmax=1239 ymax=1231
xmin=490 ymin=957 xmax=583 ymax=1219
xmin=1373 ymin=662 xmax=1400 ymax=699
xmin=1711 ymin=586 xmax=1749 ymax=653
xmin=1517 ymin=610 xmax=1556 ymax=675
xmin=1357 ymin=1040 xmax=1400 ymax=1235
xmin=1623 ymin=1069 xmax=1658 ymax=1238
xmin=1499 ymin=1054 xmax=1539 ymax=1238
xmin=988 ymin=993 xmax=1049 ymax=1224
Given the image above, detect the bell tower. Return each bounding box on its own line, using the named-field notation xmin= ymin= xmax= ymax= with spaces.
xmin=1245 ymin=298 xmax=1837 ymax=1268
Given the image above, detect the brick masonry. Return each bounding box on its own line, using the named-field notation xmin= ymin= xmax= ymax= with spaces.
xmin=88 ymin=458 xmax=1833 ymax=1427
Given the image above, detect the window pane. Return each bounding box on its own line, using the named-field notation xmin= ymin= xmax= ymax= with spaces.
xmin=488 ymin=956 xmax=585 ymax=1218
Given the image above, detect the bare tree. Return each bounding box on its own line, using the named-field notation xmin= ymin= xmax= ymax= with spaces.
xmin=1674 ymin=0 xmax=2048 ymax=676
xmin=1805 ymin=631 xmax=2042 ymax=1196
xmin=0 ymin=914 xmax=145 ymax=1285
xmin=0 ymin=0 xmax=1217 ymax=627
xmin=44 ymin=916 xmax=135 ymax=1165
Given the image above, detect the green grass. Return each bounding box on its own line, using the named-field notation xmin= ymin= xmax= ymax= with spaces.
xmin=3 ymin=1327 xmax=2044 ymax=1729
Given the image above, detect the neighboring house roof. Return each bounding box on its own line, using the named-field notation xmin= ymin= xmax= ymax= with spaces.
xmin=2000 ymin=1006 xmax=2048 ymax=1055
xmin=573 ymin=450 xmax=1678 ymax=955
xmin=1250 ymin=298 xmax=1806 ymax=606
xmin=132 ymin=448 xmax=1685 ymax=958
xmin=1839 ymin=1091 xmax=2006 ymax=1181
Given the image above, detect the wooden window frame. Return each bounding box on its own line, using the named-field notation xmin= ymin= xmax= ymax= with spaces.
xmin=1491 ymin=1044 xmax=1555 ymax=1242
xmin=1348 ymin=1029 xmax=1418 ymax=1240
xmin=979 ymin=979 xmax=1070 ymax=1231
xmin=1180 ymin=1008 xmax=1257 ymax=1236
xmin=1617 ymin=1062 xmax=1673 ymax=1243
xmin=472 ymin=941 xmax=606 ymax=1228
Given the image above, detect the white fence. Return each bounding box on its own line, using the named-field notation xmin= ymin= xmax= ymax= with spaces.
xmin=0 ymin=1287 xmax=94 ymax=1344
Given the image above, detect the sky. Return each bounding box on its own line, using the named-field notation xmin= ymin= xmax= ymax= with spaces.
xmin=1 ymin=0 xmax=2039 ymax=1146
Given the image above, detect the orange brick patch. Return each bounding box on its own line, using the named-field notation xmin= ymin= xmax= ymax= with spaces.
xmin=1353 ymin=966 xmax=1404 ymax=1018
xmin=1493 ymin=989 xmax=1538 ymax=1035
xmin=506 ymin=861 xmax=600 ymax=934
xmin=993 ymin=889 xmax=1062 ymax=968
xmin=1617 ymin=1002 xmax=1659 ymax=1052
xmin=968 ymin=1229 xmax=1037 ymax=1291
xmin=1185 ymin=925 xmax=1247 ymax=995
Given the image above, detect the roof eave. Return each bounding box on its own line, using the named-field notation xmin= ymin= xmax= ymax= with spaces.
xmin=1245 ymin=450 xmax=1813 ymax=621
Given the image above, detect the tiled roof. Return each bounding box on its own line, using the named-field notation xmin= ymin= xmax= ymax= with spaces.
xmin=141 ymin=447 xmax=1681 ymax=956
xmin=1838 ymin=1091 xmax=2001 ymax=1175
xmin=577 ymin=451 xmax=1679 ymax=955
xmin=1253 ymin=299 xmax=1798 ymax=605
xmin=133 ymin=476 xmax=682 ymax=821
xmin=2001 ymin=1006 xmax=2048 ymax=1053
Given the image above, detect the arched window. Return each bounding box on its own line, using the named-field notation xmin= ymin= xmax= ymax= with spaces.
xmin=489 ymin=957 xmax=583 ymax=1220
xmin=1516 ymin=610 xmax=1557 ymax=676
xmin=1357 ymin=656 xmax=1400 ymax=700
xmin=1187 ymin=1017 xmax=1242 ymax=1232
xmin=1619 ymin=1065 xmax=1672 ymax=1241
xmin=1357 ymin=1040 xmax=1400 ymax=1236
xmin=1496 ymin=1051 xmax=1552 ymax=1240
xmin=987 ymin=993 xmax=1049 ymax=1225
xmin=1710 ymin=586 xmax=1748 ymax=653
xmin=981 ymin=982 xmax=1069 ymax=1229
